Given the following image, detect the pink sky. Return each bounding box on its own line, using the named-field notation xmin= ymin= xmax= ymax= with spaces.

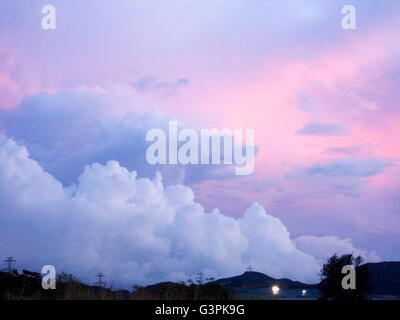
xmin=1 ymin=0 xmax=400 ymax=261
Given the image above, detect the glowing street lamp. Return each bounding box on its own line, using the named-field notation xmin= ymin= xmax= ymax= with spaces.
xmin=272 ymin=285 xmax=280 ymax=295
xmin=302 ymin=289 xmax=307 ymax=296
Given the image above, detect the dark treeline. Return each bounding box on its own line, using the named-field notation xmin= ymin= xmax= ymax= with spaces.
xmin=0 ymin=269 xmax=233 ymax=300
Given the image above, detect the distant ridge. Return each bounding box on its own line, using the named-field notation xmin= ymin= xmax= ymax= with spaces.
xmin=215 ymin=262 xmax=400 ymax=296
xmin=214 ymin=271 xmax=317 ymax=290
xmin=364 ymin=261 xmax=400 ymax=295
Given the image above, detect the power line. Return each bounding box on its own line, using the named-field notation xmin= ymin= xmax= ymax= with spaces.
xmin=3 ymin=257 xmax=16 ymax=273
xmin=196 ymin=271 xmax=204 ymax=284
xmin=94 ymin=273 xmax=106 ymax=287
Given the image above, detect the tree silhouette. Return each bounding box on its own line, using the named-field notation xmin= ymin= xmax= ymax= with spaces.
xmin=318 ymin=253 xmax=370 ymax=300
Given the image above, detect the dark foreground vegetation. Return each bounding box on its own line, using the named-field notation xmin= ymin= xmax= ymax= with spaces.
xmin=1 ymin=254 xmax=399 ymax=300
xmin=318 ymin=253 xmax=370 ymax=300
xmin=131 ymin=282 xmax=234 ymax=300
xmin=0 ymin=270 xmax=233 ymax=300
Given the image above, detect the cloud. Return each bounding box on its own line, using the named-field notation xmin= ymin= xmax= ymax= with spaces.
xmin=132 ymin=76 xmax=190 ymax=96
xmin=0 ymin=88 xmax=237 ymax=186
xmin=324 ymin=145 xmax=368 ymax=155
xmin=306 ymin=158 xmax=392 ymax=178
xmin=284 ymin=157 xmax=393 ymax=198
xmin=294 ymin=236 xmax=380 ymax=263
xmin=0 ymin=134 xmax=326 ymax=287
xmin=297 ymin=122 xmax=349 ymax=136
xmin=355 ymin=70 xmax=400 ymax=114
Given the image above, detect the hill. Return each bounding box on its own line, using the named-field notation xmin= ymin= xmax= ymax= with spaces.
xmin=214 ymin=263 xmax=400 ymax=298
xmin=364 ymin=261 xmax=400 ymax=295
xmin=214 ymin=271 xmax=317 ymax=290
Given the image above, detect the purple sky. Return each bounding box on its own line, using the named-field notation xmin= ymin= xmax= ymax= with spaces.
xmin=0 ymin=1 xmax=399 ymax=287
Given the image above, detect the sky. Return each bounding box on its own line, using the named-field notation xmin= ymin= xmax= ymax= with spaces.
xmin=0 ymin=0 xmax=400 ymax=288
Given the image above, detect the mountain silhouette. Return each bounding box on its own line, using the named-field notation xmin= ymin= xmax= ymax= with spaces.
xmin=215 ymin=262 xmax=400 ymax=296
xmin=213 ymin=271 xmax=317 ymax=289
xmin=363 ymin=261 xmax=400 ymax=295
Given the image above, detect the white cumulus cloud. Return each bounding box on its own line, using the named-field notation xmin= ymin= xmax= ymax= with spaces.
xmin=0 ymin=135 xmax=378 ymax=288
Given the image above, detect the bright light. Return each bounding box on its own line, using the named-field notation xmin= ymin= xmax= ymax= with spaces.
xmin=302 ymin=290 xmax=307 ymax=296
xmin=272 ymin=285 xmax=280 ymax=295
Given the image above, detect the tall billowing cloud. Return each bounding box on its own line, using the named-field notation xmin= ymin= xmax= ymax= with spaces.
xmin=0 ymin=88 xmax=238 ymax=186
xmin=0 ymin=135 xmax=376 ymax=287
